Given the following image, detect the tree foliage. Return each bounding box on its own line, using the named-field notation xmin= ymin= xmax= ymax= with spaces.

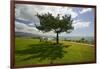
xmin=35 ymin=13 xmax=74 ymax=44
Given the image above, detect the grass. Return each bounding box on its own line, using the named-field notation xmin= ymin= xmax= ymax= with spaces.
xmin=15 ymin=37 xmax=95 ymax=67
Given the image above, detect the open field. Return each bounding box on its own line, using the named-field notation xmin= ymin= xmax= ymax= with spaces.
xmin=15 ymin=37 xmax=95 ymax=67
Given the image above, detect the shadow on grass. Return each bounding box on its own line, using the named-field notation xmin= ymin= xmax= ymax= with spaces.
xmin=16 ymin=42 xmax=70 ymax=64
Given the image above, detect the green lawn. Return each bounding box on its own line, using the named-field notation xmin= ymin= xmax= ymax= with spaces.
xmin=15 ymin=37 xmax=95 ymax=67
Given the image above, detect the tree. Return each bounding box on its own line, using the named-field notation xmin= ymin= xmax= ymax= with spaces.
xmin=80 ymin=37 xmax=85 ymax=42
xmin=35 ymin=13 xmax=74 ymax=44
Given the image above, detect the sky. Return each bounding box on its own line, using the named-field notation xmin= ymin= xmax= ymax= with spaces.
xmin=15 ymin=4 xmax=95 ymax=37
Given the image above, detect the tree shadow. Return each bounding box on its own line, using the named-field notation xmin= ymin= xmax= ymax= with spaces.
xmin=16 ymin=42 xmax=70 ymax=64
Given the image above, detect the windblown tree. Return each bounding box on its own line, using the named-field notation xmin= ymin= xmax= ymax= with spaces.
xmin=35 ymin=13 xmax=74 ymax=44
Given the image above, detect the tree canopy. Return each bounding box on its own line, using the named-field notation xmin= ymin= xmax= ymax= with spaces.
xmin=35 ymin=13 xmax=74 ymax=44
xmin=36 ymin=13 xmax=74 ymax=33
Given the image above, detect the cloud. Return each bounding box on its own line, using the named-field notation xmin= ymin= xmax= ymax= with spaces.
xmin=15 ymin=4 xmax=78 ymax=20
xmin=35 ymin=6 xmax=78 ymax=18
xmin=15 ymin=21 xmax=39 ymax=33
xmin=15 ymin=4 xmax=40 ymax=25
xmin=79 ymin=8 xmax=92 ymax=14
xmin=73 ymin=20 xmax=90 ymax=29
xmin=15 ymin=21 xmax=56 ymax=37
xmin=15 ymin=4 xmax=92 ymax=37
xmin=15 ymin=4 xmax=79 ymax=36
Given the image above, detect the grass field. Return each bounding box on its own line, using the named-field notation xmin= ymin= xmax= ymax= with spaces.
xmin=15 ymin=37 xmax=95 ymax=67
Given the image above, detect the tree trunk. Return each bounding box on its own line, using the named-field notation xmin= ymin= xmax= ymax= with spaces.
xmin=50 ymin=60 xmax=53 ymax=64
xmin=40 ymin=38 xmax=42 ymax=42
xmin=56 ymin=32 xmax=59 ymax=44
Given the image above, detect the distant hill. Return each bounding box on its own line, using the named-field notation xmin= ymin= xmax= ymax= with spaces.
xmin=15 ymin=32 xmax=55 ymax=38
xmin=15 ymin=32 xmax=41 ymax=37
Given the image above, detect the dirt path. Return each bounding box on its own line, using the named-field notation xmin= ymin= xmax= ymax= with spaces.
xmin=67 ymin=41 xmax=94 ymax=46
xmin=60 ymin=41 xmax=94 ymax=46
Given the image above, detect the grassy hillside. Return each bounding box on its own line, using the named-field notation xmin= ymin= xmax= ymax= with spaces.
xmin=15 ymin=37 xmax=95 ymax=67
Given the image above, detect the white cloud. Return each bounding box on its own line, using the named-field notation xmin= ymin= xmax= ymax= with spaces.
xmin=15 ymin=21 xmax=39 ymax=33
xmin=15 ymin=4 xmax=78 ymax=21
xmin=35 ymin=6 xmax=78 ymax=18
xmin=15 ymin=4 xmax=79 ymax=36
xmin=15 ymin=4 xmax=40 ymax=24
xmin=73 ymin=20 xmax=90 ymax=29
xmin=15 ymin=4 xmax=92 ymax=37
xmin=79 ymin=8 xmax=92 ymax=14
xmin=15 ymin=21 xmax=56 ymax=37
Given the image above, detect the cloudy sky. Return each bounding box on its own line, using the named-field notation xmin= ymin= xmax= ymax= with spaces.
xmin=15 ymin=4 xmax=95 ymax=37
